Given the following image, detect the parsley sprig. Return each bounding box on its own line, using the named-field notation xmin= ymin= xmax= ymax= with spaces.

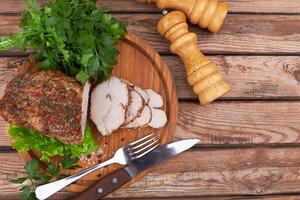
xmin=11 ymin=156 xmax=80 ymax=200
xmin=0 ymin=0 xmax=127 ymax=84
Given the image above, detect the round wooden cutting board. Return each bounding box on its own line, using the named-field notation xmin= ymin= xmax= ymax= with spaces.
xmin=20 ymin=34 xmax=178 ymax=193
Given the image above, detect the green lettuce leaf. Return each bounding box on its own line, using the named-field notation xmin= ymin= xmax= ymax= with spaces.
xmin=8 ymin=123 xmax=98 ymax=162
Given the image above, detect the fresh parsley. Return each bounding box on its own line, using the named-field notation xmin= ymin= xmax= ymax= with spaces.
xmin=11 ymin=157 xmax=80 ymax=200
xmin=0 ymin=0 xmax=127 ymax=84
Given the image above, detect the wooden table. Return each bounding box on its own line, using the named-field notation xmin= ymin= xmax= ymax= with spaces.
xmin=1 ymin=0 xmax=300 ymax=199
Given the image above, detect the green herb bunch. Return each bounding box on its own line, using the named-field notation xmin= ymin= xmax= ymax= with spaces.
xmin=0 ymin=0 xmax=127 ymax=84
xmin=11 ymin=157 xmax=80 ymax=200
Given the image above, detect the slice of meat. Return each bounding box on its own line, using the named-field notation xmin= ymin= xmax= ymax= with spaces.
xmin=0 ymin=70 xmax=87 ymax=144
xmin=125 ymin=105 xmax=152 ymax=128
xmin=134 ymin=86 xmax=149 ymax=104
xmin=103 ymin=99 xmax=127 ymax=134
xmin=109 ymin=77 xmax=130 ymax=106
xmin=120 ymin=79 xmax=134 ymax=87
xmin=145 ymin=89 xmax=163 ymax=108
xmin=90 ymin=76 xmax=129 ymax=136
xmin=124 ymin=89 xmax=144 ymax=124
xmin=81 ymin=81 xmax=91 ymax=135
xmin=148 ymin=108 xmax=167 ymax=129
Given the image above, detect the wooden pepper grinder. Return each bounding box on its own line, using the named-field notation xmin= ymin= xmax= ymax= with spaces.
xmin=157 ymin=11 xmax=231 ymax=105
xmin=136 ymin=0 xmax=229 ymax=33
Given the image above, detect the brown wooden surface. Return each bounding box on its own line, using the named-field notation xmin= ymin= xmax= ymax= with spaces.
xmin=3 ymin=148 xmax=300 ymax=198
xmin=124 ymin=197 xmax=300 ymax=200
xmin=1 ymin=0 xmax=300 ymax=199
xmin=1 ymin=14 xmax=300 ymax=54
xmin=1 ymin=56 xmax=300 ymax=100
xmin=2 ymin=101 xmax=300 ymax=146
xmin=0 ymin=0 xmax=300 ymax=14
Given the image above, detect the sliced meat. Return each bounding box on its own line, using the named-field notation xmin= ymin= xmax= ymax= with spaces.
xmin=0 ymin=70 xmax=87 ymax=144
xmin=134 ymin=86 xmax=149 ymax=104
xmin=103 ymin=99 xmax=127 ymax=134
xmin=90 ymin=81 xmax=112 ymax=135
xmin=124 ymin=89 xmax=144 ymax=124
xmin=81 ymin=81 xmax=91 ymax=135
xmin=120 ymin=79 xmax=134 ymax=87
xmin=145 ymin=89 xmax=163 ymax=108
xmin=90 ymin=76 xmax=129 ymax=136
xmin=148 ymin=108 xmax=167 ymax=129
xmin=91 ymin=77 xmax=167 ymax=134
xmin=125 ymin=105 xmax=152 ymax=128
xmin=109 ymin=77 xmax=130 ymax=106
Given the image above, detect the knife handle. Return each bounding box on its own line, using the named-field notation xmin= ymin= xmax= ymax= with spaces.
xmin=70 ymin=169 xmax=131 ymax=200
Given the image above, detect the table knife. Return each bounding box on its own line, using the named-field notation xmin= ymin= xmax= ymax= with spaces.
xmin=70 ymin=139 xmax=199 ymax=200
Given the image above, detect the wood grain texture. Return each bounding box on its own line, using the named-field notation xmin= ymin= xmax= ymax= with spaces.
xmin=1 ymin=56 xmax=300 ymax=101
xmin=175 ymin=101 xmax=300 ymax=145
xmin=169 ymin=56 xmax=300 ymax=100
xmin=0 ymin=153 xmax=74 ymax=200
xmin=1 ymin=55 xmax=300 ymax=146
xmin=121 ymin=14 xmax=300 ymax=54
xmin=2 ymin=196 xmax=300 ymax=200
xmin=1 ymin=14 xmax=300 ymax=54
xmin=2 ymin=101 xmax=300 ymax=146
xmin=117 ymin=196 xmax=300 ymax=200
xmin=0 ymin=0 xmax=300 ymax=14
xmin=3 ymin=148 xmax=300 ymax=198
xmin=0 ymin=1 xmax=299 ymax=198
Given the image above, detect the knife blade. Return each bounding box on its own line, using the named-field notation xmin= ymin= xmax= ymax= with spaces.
xmin=70 ymin=139 xmax=199 ymax=200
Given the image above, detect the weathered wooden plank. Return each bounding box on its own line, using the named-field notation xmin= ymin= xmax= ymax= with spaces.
xmin=0 ymin=153 xmax=72 ymax=199
xmin=168 ymin=56 xmax=300 ymax=100
xmin=1 ymin=57 xmax=300 ymax=146
xmin=121 ymin=14 xmax=300 ymax=54
xmin=0 ymin=15 xmax=20 ymax=35
xmin=118 ymin=196 xmax=300 ymax=200
xmin=2 ymin=148 xmax=300 ymax=198
xmin=1 ymin=101 xmax=300 ymax=146
xmin=175 ymin=101 xmax=300 ymax=145
xmin=1 ymin=14 xmax=300 ymax=54
xmin=3 ymin=194 xmax=300 ymax=200
xmin=211 ymin=196 xmax=300 ymax=200
xmin=4 ymin=194 xmax=300 ymax=200
xmin=102 ymin=0 xmax=300 ymax=14
xmin=1 ymin=55 xmax=300 ymax=101
xmin=0 ymin=0 xmax=300 ymax=14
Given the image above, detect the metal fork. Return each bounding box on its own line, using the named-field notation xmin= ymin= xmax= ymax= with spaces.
xmin=35 ymin=133 xmax=160 ymax=200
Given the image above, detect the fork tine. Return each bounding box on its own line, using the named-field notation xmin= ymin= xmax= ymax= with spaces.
xmin=131 ymin=139 xmax=159 ymax=155
xmin=133 ymin=143 xmax=160 ymax=159
xmin=131 ymin=134 xmax=157 ymax=150
xmin=128 ymin=133 xmax=155 ymax=146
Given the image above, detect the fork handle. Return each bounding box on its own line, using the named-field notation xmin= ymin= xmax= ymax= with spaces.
xmin=35 ymin=158 xmax=115 ymax=200
xmin=70 ymin=168 xmax=131 ymax=200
